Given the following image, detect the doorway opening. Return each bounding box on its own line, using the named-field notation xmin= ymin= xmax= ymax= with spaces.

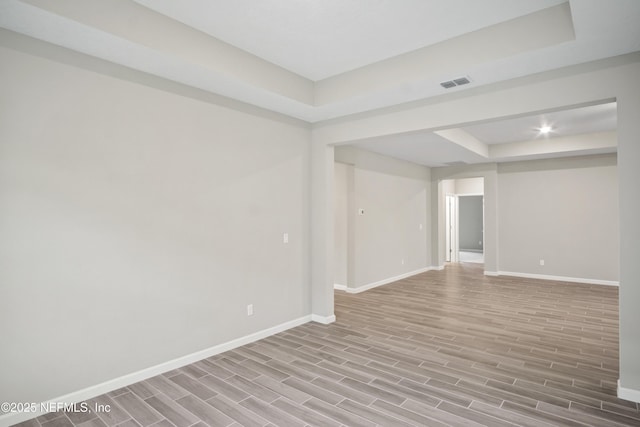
xmin=443 ymin=177 xmax=485 ymax=264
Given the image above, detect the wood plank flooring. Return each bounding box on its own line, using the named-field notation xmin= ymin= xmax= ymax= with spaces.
xmin=14 ymin=263 xmax=639 ymax=426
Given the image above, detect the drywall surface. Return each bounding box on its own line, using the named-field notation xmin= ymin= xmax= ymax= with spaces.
xmin=617 ymin=82 xmax=640 ymax=396
xmin=310 ymin=142 xmax=335 ymax=319
xmin=456 ymin=177 xmax=484 ymax=195
xmin=0 ymin=45 xmax=310 ymax=406
xmin=498 ymin=155 xmax=618 ymax=281
xmin=335 ymin=147 xmax=430 ymax=289
xmin=459 ymin=195 xmax=484 ymax=252
xmin=442 ymin=179 xmax=456 ymax=195
xmin=334 ymin=162 xmax=350 ymax=286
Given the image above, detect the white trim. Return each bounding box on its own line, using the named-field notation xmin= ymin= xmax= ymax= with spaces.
xmin=484 ymin=271 xmax=500 ymax=276
xmin=618 ymin=379 xmax=640 ymax=403
xmin=0 ymin=315 xmax=312 ymax=427
xmin=495 ymin=271 xmax=618 ymax=286
xmin=311 ymin=314 xmax=336 ymax=324
xmin=432 ymin=265 xmax=445 ymax=271
xmin=342 ymin=267 xmax=435 ymax=294
xmin=333 ymin=283 xmax=347 ymax=291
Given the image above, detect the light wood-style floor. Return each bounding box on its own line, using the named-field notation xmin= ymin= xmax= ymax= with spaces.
xmin=15 ymin=263 xmax=639 ymax=426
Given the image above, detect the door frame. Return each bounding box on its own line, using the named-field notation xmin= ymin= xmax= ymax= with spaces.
xmin=445 ymin=194 xmax=458 ymax=263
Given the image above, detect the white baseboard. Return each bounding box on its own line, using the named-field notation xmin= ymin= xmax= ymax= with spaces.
xmin=333 ymin=284 xmax=347 ymax=291
xmin=311 ymin=314 xmax=336 ymax=324
xmin=341 ymin=266 xmax=436 ymax=294
xmin=495 ymin=271 xmax=618 ymax=286
xmin=484 ymin=271 xmax=499 ymax=276
xmin=618 ymin=379 xmax=640 ymax=403
xmin=0 ymin=315 xmax=313 ymax=427
xmin=432 ymin=265 xmax=445 ymax=271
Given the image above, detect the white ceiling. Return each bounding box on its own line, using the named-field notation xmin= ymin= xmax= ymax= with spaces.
xmin=131 ymin=0 xmax=566 ymax=80
xmin=351 ymin=132 xmax=490 ymax=168
xmin=1 ymin=0 xmax=637 ymax=167
xmin=462 ymin=102 xmax=618 ymax=145
xmin=353 ymin=102 xmax=618 ymax=167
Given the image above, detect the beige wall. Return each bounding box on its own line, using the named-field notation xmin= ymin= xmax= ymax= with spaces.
xmin=431 ymin=154 xmax=619 ymax=282
xmin=338 ymin=151 xmax=619 ymax=283
xmin=497 ymin=155 xmax=618 ymax=282
xmin=333 ymin=162 xmax=350 ymax=286
xmin=456 ymin=177 xmax=484 ymax=195
xmin=335 ymin=147 xmax=430 ymax=289
xmin=0 ymin=45 xmax=311 ymax=406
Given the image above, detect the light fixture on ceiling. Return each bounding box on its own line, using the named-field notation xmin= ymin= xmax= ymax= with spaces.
xmin=539 ymin=125 xmax=552 ymax=134
xmin=440 ymin=76 xmax=471 ymax=89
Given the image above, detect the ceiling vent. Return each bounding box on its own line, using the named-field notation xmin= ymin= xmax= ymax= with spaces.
xmin=440 ymin=76 xmax=472 ymax=89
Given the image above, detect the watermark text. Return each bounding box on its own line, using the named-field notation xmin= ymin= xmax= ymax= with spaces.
xmin=1 ymin=402 xmax=111 ymax=414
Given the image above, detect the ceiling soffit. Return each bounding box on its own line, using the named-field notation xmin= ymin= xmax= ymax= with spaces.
xmin=0 ymin=1 xmax=634 ymax=166
xmin=3 ymin=0 xmax=624 ymax=123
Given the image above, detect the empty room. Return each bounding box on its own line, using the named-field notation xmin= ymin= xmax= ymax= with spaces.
xmin=1 ymin=1 xmax=640 ymax=426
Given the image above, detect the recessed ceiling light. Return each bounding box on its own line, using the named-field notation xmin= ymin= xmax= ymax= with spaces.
xmin=539 ymin=125 xmax=552 ymax=134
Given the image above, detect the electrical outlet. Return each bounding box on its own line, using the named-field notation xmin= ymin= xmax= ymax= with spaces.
xmin=419 ymin=223 xmax=423 ymax=230
xmin=283 ymin=233 xmax=289 ymax=244
xmin=540 ymin=259 xmax=545 ymax=266
xmin=247 ymin=304 xmax=253 ymax=316
xmin=401 ymin=259 xmax=405 ymax=265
